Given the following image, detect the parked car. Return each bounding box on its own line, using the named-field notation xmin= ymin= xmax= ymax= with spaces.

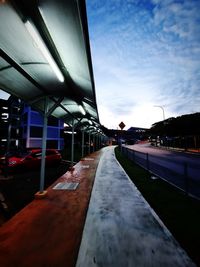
xmin=0 ymin=149 xmax=62 ymax=174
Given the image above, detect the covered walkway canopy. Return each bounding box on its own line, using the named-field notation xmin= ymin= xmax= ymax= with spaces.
xmin=0 ymin=0 xmax=100 ymax=130
xmin=0 ymin=0 xmax=104 ymax=193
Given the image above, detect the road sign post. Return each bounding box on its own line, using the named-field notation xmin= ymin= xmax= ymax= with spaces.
xmin=118 ymin=121 xmax=126 ymax=149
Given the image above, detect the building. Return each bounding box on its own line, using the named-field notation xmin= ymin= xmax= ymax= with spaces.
xmin=22 ymin=105 xmax=64 ymax=150
xmin=99 ymin=126 xmax=148 ymax=145
xmin=0 ymin=96 xmax=64 ymax=153
xmin=0 ymin=98 xmax=10 ymax=153
xmin=0 ymin=96 xmax=23 ymax=153
xmin=126 ymin=127 xmax=148 ymax=144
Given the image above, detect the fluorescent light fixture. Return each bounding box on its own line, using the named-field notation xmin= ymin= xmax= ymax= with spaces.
xmin=25 ymin=20 xmax=64 ymax=82
xmin=1 ymin=113 xmax=9 ymax=119
xmin=79 ymin=105 xmax=86 ymax=115
xmin=88 ymin=120 xmax=92 ymax=125
xmin=0 ymin=89 xmax=10 ymax=100
xmin=64 ymin=131 xmax=77 ymax=134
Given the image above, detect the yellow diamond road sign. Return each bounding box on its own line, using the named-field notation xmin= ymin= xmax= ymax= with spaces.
xmin=119 ymin=121 xmax=125 ymax=130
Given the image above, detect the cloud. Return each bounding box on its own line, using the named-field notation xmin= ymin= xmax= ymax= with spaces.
xmin=152 ymin=0 xmax=200 ymax=41
xmin=87 ymin=0 xmax=200 ymax=128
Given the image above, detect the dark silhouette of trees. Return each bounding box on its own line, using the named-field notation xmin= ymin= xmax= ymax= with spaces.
xmin=150 ymin=113 xmax=200 ymax=136
xmin=148 ymin=113 xmax=200 ymax=149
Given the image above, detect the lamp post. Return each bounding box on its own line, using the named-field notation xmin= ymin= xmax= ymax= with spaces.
xmin=154 ymin=105 xmax=165 ymax=121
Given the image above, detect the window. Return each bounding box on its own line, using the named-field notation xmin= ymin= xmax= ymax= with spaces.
xmin=48 ymin=116 xmax=59 ymax=126
xmin=30 ymin=112 xmax=43 ymax=125
xmin=23 ymin=112 xmax=28 ymax=124
xmin=47 ymin=127 xmax=59 ymax=138
xmin=47 ymin=140 xmax=58 ymax=149
xmin=32 ymin=152 xmax=42 ymax=158
xmin=30 ymin=126 xmax=43 ymax=137
xmin=1 ymin=113 xmax=9 ymax=120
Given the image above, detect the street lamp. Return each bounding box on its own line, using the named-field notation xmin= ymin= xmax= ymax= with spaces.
xmin=154 ymin=105 xmax=165 ymax=121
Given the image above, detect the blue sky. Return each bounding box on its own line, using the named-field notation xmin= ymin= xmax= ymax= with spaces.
xmin=86 ymin=0 xmax=200 ymax=129
xmin=1 ymin=0 xmax=199 ymax=130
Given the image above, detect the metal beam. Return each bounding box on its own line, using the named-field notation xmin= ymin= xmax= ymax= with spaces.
xmin=0 ymin=48 xmax=48 ymax=95
xmin=59 ymin=102 xmax=78 ymax=121
xmin=46 ymin=96 xmax=64 ymax=117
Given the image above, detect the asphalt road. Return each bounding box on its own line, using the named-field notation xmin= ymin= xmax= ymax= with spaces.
xmin=127 ymin=144 xmax=200 ymax=164
xmin=125 ymin=143 xmax=200 ymax=198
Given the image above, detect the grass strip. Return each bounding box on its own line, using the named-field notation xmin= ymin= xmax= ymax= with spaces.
xmin=115 ymin=146 xmax=200 ymax=267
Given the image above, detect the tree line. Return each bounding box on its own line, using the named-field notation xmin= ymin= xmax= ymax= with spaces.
xmin=148 ymin=112 xmax=200 ymax=149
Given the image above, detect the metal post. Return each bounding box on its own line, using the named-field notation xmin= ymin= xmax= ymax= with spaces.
xmin=26 ymin=107 xmax=31 ymax=148
xmin=92 ymin=134 xmax=95 ymax=152
xmin=132 ymin=149 xmax=135 ymax=162
xmin=154 ymin=105 xmax=165 ymax=121
xmin=71 ymin=120 xmax=75 ymax=167
xmin=88 ymin=132 xmax=91 ymax=154
xmin=4 ymin=122 xmax=12 ymax=178
xmin=81 ymin=130 xmax=85 ymax=158
xmin=146 ymin=153 xmax=149 ymax=172
xmin=184 ymin=162 xmax=189 ymax=195
xmin=95 ymin=134 xmax=98 ymax=150
xmin=99 ymin=135 xmax=101 ymax=149
xmin=99 ymin=135 xmax=102 ymax=148
xmin=39 ymin=97 xmax=48 ymax=193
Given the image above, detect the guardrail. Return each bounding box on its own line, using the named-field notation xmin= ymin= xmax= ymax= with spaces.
xmin=121 ymin=146 xmax=200 ymax=200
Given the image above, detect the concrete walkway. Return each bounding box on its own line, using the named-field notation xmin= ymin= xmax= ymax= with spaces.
xmin=76 ymin=146 xmax=196 ymax=267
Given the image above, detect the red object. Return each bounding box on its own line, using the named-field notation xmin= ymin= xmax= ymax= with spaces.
xmin=0 ymin=149 xmax=61 ymax=174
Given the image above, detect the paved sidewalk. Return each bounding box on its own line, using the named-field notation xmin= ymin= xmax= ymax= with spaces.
xmin=76 ymin=146 xmax=196 ymax=267
xmin=0 ymin=150 xmax=102 ymax=267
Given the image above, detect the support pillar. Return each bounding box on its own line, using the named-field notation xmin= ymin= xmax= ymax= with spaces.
xmin=81 ymin=130 xmax=85 ymax=158
xmin=92 ymin=134 xmax=95 ymax=152
xmin=39 ymin=97 xmax=48 ymax=194
xmin=88 ymin=132 xmax=91 ymax=154
xmin=71 ymin=120 xmax=75 ymax=167
xmin=95 ymin=134 xmax=98 ymax=150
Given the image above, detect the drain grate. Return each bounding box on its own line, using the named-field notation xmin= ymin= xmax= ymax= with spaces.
xmin=53 ymin=182 xmax=79 ymax=190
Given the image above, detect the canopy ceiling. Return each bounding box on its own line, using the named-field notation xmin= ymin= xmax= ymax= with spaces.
xmin=0 ymin=0 xmax=100 ymax=130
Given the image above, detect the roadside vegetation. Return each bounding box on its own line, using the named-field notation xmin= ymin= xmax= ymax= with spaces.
xmin=115 ymin=146 xmax=200 ymax=267
xmin=148 ymin=112 xmax=200 ymax=149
